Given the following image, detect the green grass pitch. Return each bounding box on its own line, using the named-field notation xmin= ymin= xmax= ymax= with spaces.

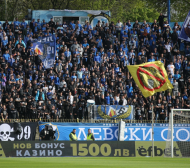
xmin=0 ymin=157 xmax=190 ymax=168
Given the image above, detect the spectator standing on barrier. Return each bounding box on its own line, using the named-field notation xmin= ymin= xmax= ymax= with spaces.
xmin=86 ymin=129 xmax=95 ymax=141
xmin=69 ymin=129 xmax=77 ymax=141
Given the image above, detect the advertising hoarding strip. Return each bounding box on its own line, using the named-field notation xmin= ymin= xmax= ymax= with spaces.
xmin=0 ymin=141 xmax=135 ymax=157
xmin=0 ymin=141 xmax=189 ymax=157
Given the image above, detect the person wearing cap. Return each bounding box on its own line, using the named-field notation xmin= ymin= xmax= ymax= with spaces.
xmin=86 ymin=129 xmax=95 ymax=141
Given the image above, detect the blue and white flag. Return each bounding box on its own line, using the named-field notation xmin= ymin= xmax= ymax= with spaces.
xmin=32 ymin=35 xmax=56 ymax=69
xmin=93 ymin=105 xmax=134 ymax=120
xmin=179 ymin=10 xmax=190 ymax=42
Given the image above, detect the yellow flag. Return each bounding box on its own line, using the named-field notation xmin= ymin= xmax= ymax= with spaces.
xmin=127 ymin=61 xmax=173 ymax=98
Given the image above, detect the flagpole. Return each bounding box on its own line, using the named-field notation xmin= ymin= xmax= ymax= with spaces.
xmin=152 ymin=96 xmax=154 ymax=157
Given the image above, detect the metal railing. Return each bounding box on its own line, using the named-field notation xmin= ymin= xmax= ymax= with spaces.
xmin=1 ymin=118 xmax=185 ymax=124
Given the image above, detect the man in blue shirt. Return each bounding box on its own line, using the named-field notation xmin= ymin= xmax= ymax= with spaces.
xmin=115 ymin=64 xmax=120 ymax=73
xmin=126 ymin=82 xmax=133 ymax=98
xmin=71 ymin=73 xmax=77 ymax=81
xmin=148 ymin=55 xmax=155 ymax=62
xmin=174 ymin=70 xmax=181 ymax=80
xmin=77 ymin=68 xmax=83 ymax=80
xmin=41 ymin=19 xmax=46 ymax=27
xmin=85 ymin=22 xmax=92 ymax=31
xmin=14 ymin=18 xmax=20 ymax=28
xmin=96 ymin=36 xmax=103 ymax=49
xmin=82 ymin=39 xmax=89 ymax=48
xmin=64 ymin=48 xmax=71 ymax=61
xmin=94 ymin=53 xmax=101 ymax=63
xmin=8 ymin=55 xmax=15 ymax=66
xmin=174 ymin=59 xmax=181 ymax=71
xmin=42 ymin=22 xmax=47 ymax=31
xmin=37 ymin=19 xmax=41 ymax=29
xmin=21 ymin=19 xmax=27 ymax=30
xmin=122 ymin=31 xmax=128 ymax=42
xmin=33 ymin=23 xmax=38 ymax=34
xmin=145 ymin=24 xmax=151 ymax=34
xmin=3 ymin=50 xmax=10 ymax=62
xmin=107 ymin=49 xmax=114 ymax=58
xmin=105 ymin=93 xmax=110 ymax=105
xmin=1 ymin=37 xmax=8 ymax=48
xmin=168 ymin=74 xmax=173 ymax=84
xmin=76 ymin=21 xmax=82 ymax=31
xmin=54 ymin=74 xmax=60 ymax=90
xmin=46 ymin=89 xmax=53 ymax=100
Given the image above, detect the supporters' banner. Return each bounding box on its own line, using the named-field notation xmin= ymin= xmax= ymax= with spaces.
xmin=127 ymin=61 xmax=173 ymax=98
xmin=31 ymin=35 xmax=56 ymax=69
xmin=179 ymin=10 xmax=190 ymax=42
xmin=0 ymin=141 xmax=135 ymax=157
xmin=39 ymin=122 xmax=190 ymax=141
xmin=0 ymin=122 xmax=37 ymax=141
xmin=93 ymin=105 xmax=134 ymax=120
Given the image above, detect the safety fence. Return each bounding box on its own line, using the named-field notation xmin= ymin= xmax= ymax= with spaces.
xmin=1 ymin=118 xmax=189 ymax=124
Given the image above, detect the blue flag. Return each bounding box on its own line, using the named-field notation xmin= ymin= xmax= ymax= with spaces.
xmin=31 ymin=35 xmax=56 ymax=69
xmin=179 ymin=10 xmax=190 ymax=42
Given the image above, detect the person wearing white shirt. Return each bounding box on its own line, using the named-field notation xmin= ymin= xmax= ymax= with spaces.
xmin=116 ymin=20 xmax=123 ymax=30
xmin=128 ymin=49 xmax=135 ymax=60
xmin=167 ymin=61 xmax=175 ymax=76
xmin=173 ymin=78 xmax=178 ymax=96
xmin=116 ymin=94 xmax=120 ymax=102
xmin=129 ymin=37 xmax=136 ymax=49
xmin=67 ymin=92 xmax=74 ymax=105
xmin=78 ymin=44 xmax=83 ymax=57
xmin=165 ymin=42 xmax=172 ymax=53
xmin=116 ymin=20 xmax=123 ymax=37
xmin=121 ymin=95 xmax=127 ymax=105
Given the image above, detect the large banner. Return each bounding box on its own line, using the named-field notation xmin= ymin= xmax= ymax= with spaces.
xmin=39 ymin=122 xmax=190 ymax=141
xmin=93 ymin=105 xmax=134 ymax=120
xmin=0 ymin=122 xmax=37 ymax=141
xmin=179 ymin=10 xmax=190 ymax=42
xmin=0 ymin=141 xmax=135 ymax=157
xmin=31 ymin=35 xmax=56 ymax=69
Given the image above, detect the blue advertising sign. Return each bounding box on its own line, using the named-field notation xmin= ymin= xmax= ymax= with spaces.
xmin=39 ymin=122 xmax=190 ymax=142
xmin=94 ymin=105 xmax=134 ymax=120
xmin=31 ymin=35 xmax=56 ymax=69
xmin=179 ymin=10 xmax=190 ymax=42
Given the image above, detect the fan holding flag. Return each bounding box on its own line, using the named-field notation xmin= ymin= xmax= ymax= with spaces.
xmin=127 ymin=61 xmax=173 ymax=98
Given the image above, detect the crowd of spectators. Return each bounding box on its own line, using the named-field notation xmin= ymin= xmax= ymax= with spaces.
xmin=0 ymin=13 xmax=190 ymax=122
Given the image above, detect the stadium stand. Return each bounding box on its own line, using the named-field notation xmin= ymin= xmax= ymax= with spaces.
xmin=0 ymin=14 xmax=189 ymax=123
